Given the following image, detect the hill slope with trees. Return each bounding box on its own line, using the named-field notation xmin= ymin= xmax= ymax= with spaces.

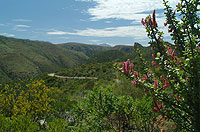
xmin=0 ymin=36 xmax=88 ymax=81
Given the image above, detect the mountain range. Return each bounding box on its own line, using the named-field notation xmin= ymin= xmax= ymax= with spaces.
xmin=0 ymin=35 xmax=151 ymax=82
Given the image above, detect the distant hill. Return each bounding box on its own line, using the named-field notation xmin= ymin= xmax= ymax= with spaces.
xmin=0 ymin=36 xmax=152 ymax=82
xmin=86 ymin=43 xmax=152 ymax=64
xmin=113 ymin=45 xmax=135 ymax=53
xmin=87 ymin=50 xmax=125 ymax=63
xmin=0 ymin=36 xmax=88 ymax=81
xmin=123 ymin=43 xmax=152 ymax=60
xmin=98 ymin=43 xmax=112 ymax=47
xmin=57 ymin=42 xmax=112 ymax=56
xmin=57 ymin=42 xmax=137 ymax=56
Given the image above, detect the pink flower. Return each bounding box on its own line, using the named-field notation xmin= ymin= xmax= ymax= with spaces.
xmin=160 ymin=75 xmax=164 ymax=80
xmin=152 ymin=10 xmax=157 ymax=28
xmin=171 ymin=49 xmax=178 ymax=63
xmin=132 ymin=80 xmax=138 ymax=85
xmin=168 ymin=46 xmax=172 ymax=55
xmin=147 ymin=72 xmax=151 ymax=78
xmin=142 ymin=75 xmax=147 ymax=81
xmin=172 ymin=49 xmax=176 ymax=57
xmin=126 ymin=59 xmax=130 ymax=72
xmin=129 ymin=63 xmax=134 ymax=73
xmin=132 ymin=80 xmax=136 ymax=85
xmin=134 ymin=71 xmax=139 ymax=78
xmin=141 ymin=18 xmax=145 ymax=25
xmin=154 ymin=79 xmax=158 ymax=90
xmin=141 ymin=18 xmax=148 ymax=27
xmin=123 ymin=59 xmax=131 ymax=74
xmin=176 ymin=95 xmax=181 ymax=100
xmin=123 ymin=61 xmax=126 ymax=73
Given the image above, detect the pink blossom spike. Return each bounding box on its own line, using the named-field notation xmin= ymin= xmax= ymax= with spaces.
xmin=168 ymin=46 xmax=172 ymax=55
xmin=129 ymin=63 xmax=134 ymax=73
xmin=132 ymin=80 xmax=137 ymax=85
xmin=154 ymin=79 xmax=158 ymax=90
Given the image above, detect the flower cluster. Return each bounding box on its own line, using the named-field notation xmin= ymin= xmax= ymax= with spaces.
xmin=141 ymin=9 xmax=157 ymax=29
xmin=123 ymin=59 xmax=134 ymax=75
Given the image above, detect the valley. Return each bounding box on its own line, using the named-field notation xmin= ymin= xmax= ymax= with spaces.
xmin=0 ymin=35 xmax=151 ymax=82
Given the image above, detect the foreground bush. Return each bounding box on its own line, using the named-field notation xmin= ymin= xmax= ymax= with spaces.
xmin=69 ymin=86 xmax=160 ymax=131
xmin=0 ymin=80 xmax=55 ymax=119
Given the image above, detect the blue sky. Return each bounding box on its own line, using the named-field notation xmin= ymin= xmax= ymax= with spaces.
xmin=0 ymin=0 xmax=178 ymax=46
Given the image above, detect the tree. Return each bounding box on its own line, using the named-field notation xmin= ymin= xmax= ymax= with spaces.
xmin=121 ymin=0 xmax=200 ymax=131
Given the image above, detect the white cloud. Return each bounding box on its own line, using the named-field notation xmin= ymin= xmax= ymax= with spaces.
xmin=52 ymin=26 xmax=146 ymax=40
xmin=13 ymin=25 xmax=31 ymax=32
xmin=15 ymin=25 xmax=31 ymax=28
xmin=48 ymin=25 xmax=171 ymax=45
xmin=47 ymin=31 xmax=68 ymax=35
xmin=76 ymin=0 xmax=177 ymax=43
xmin=60 ymin=37 xmax=70 ymax=39
xmin=78 ymin=0 xmax=178 ymax=22
xmin=105 ymin=21 xmax=111 ymax=23
xmin=12 ymin=19 xmax=32 ymax=22
xmin=90 ymin=39 xmax=101 ymax=42
xmin=0 ymin=33 xmax=15 ymax=37
xmin=77 ymin=0 xmax=175 ymax=43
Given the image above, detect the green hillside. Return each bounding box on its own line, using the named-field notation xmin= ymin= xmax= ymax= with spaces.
xmin=0 ymin=36 xmax=152 ymax=82
xmin=57 ymin=42 xmax=136 ymax=57
xmin=112 ymin=44 xmax=135 ymax=53
xmin=57 ymin=42 xmax=112 ymax=56
xmin=56 ymin=62 xmax=116 ymax=80
xmin=87 ymin=50 xmax=125 ymax=63
xmin=86 ymin=43 xmax=153 ymax=64
xmin=123 ymin=43 xmax=153 ymax=61
xmin=0 ymin=36 xmax=88 ymax=82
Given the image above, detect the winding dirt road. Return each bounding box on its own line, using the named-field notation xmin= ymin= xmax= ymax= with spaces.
xmin=48 ymin=73 xmax=98 ymax=80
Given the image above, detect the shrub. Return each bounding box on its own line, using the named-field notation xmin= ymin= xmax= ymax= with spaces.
xmin=121 ymin=0 xmax=200 ymax=131
xmin=0 ymin=80 xmax=55 ymax=119
xmin=69 ymin=86 xmax=160 ymax=131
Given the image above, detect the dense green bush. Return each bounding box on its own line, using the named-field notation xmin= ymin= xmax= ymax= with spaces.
xmin=69 ymin=86 xmax=160 ymax=131
xmin=0 ymin=114 xmax=39 ymax=132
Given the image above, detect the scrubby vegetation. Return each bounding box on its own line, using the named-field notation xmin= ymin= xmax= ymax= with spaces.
xmin=0 ymin=0 xmax=199 ymax=131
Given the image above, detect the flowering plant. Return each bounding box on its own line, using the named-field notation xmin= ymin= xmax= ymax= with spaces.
xmin=121 ymin=0 xmax=200 ymax=131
